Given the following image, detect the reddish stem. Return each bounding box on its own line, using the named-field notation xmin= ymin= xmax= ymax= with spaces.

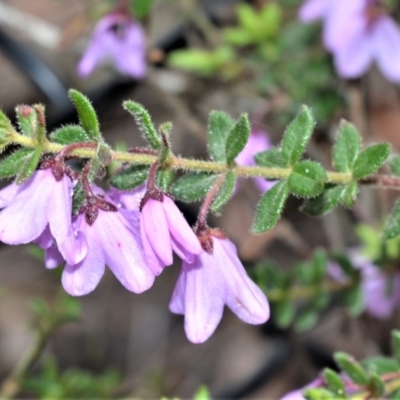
xmin=146 ymin=161 xmax=160 ymax=192
xmin=81 ymin=161 xmax=95 ymax=198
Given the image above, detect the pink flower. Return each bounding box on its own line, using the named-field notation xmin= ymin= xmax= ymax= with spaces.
xmin=329 ymin=250 xmax=400 ymax=319
xmin=62 ymin=201 xmax=154 ymax=296
xmin=235 ymin=128 xmax=275 ymax=192
xmin=140 ymin=196 xmax=202 ymax=275
xmin=169 ymin=235 xmax=270 ymax=343
xmin=299 ymin=0 xmax=400 ymax=83
xmin=107 ymin=184 xmax=145 ymax=211
xmin=77 ymin=13 xmax=146 ymax=78
xmin=0 ymin=169 xmax=85 ymax=265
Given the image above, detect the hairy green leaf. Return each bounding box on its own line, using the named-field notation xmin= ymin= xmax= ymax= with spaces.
xmin=252 ymin=180 xmax=289 ymax=233
xmin=225 ymin=114 xmax=250 ymax=164
xmin=208 ymin=111 xmax=234 ymax=162
xmin=0 ymin=148 xmax=35 ymax=178
xmin=389 ymin=156 xmax=400 ymax=177
xmin=110 ymin=165 xmax=148 ymax=190
xmin=301 ymin=185 xmax=345 ymax=216
xmin=51 ymin=125 xmax=90 ymax=145
xmin=281 ymin=105 xmax=315 ymax=166
xmin=333 ymin=120 xmax=360 ymax=173
xmin=123 ymin=101 xmax=161 ymax=150
xmin=383 ymin=199 xmax=400 ymax=240
xmin=334 ymin=352 xmax=368 ymax=385
xmin=254 ymin=147 xmax=286 ymax=168
xmin=170 ymin=173 xmax=219 ymax=202
xmin=352 ymin=143 xmax=390 ymax=179
xmin=288 ymin=160 xmax=327 ymax=197
xmin=16 ymin=146 xmax=42 ymax=184
xmin=323 ymin=369 xmax=346 ymax=398
xmin=69 ymin=89 xmax=101 ymax=141
xmin=211 ymin=170 xmax=236 ymax=214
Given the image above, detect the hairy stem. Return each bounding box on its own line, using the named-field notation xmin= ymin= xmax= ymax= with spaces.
xmin=8 ymin=132 xmax=400 ymax=189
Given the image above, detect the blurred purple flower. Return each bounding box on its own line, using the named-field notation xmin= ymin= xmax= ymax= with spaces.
xmin=140 ymin=196 xmax=202 ymax=275
xmin=62 ymin=206 xmax=154 ymax=296
xmin=169 ymin=236 xmax=270 ymax=343
xmin=329 ymin=250 xmax=400 ymax=319
xmin=235 ymin=128 xmax=275 ymax=192
xmin=77 ymin=13 xmax=146 ymax=79
xmin=280 ymin=378 xmax=322 ymax=400
xmin=299 ymin=0 xmax=400 ymax=83
xmin=0 ymin=169 xmax=85 ymax=265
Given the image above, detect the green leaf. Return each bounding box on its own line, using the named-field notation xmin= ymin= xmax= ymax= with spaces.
xmin=389 ymin=156 xmax=400 ymax=176
xmin=0 ymin=148 xmax=35 ymax=178
xmin=236 ymin=3 xmax=258 ymax=32
xmin=51 ymin=125 xmax=90 ymax=145
xmin=129 ymin=0 xmax=154 ymax=19
xmin=343 ymin=285 xmax=364 ymax=316
xmin=208 ymin=111 xmax=234 ymax=162
xmin=303 ymin=388 xmax=336 ymax=400
xmin=363 ymin=356 xmax=400 ymax=375
xmin=383 ymin=199 xmax=400 ymax=240
xmin=342 ymin=182 xmax=358 ymax=207
xmin=68 ymin=89 xmax=101 ymax=141
xmin=368 ymin=374 xmax=385 ymax=398
xmin=211 ymin=171 xmax=235 ymax=214
xmin=301 ymin=185 xmax=346 ymax=216
xmin=274 ymin=299 xmax=295 ymax=328
xmin=252 ymin=181 xmax=289 ymax=233
xmin=0 ymin=109 xmax=12 ymax=142
xmin=156 ymin=169 xmax=173 ymax=192
xmin=334 ymin=352 xmax=368 ymax=386
xmin=288 ymin=160 xmax=327 ymax=197
xmin=16 ymin=146 xmax=42 ymax=184
xmin=15 ymin=105 xmax=36 ymax=137
xmin=295 ymin=308 xmax=318 ymax=332
xmin=392 ymin=331 xmax=400 ymax=365
xmin=110 ymin=165 xmax=148 ymax=190
xmin=123 ymin=101 xmax=161 ymax=150
xmin=72 ymin=180 xmax=85 ymax=215
xmin=352 ymin=143 xmax=391 ymax=179
xmin=225 ymin=114 xmax=250 ymax=164
xmin=96 ymin=143 xmax=112 ymax=166
xmin=281 ymin=105 xmax=315 ymax=166
xmin=254 ymin=147 xmax=286 ymax=168
xmin=323 ymin=369 xmax=346 ymax=398
xmin=310 ymin=248 xmax=327 ymax=283
xmin=223 ymin=28 xmax=253 ymax=46
xmin=333 ymin=120 xmax=360 ymax=173
xmin=193 ymin=385 xmax=210 ymax=400
xmin=171 ymin=173 xmax=219 ymax=202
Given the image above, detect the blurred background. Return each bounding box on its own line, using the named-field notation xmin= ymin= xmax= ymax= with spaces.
xmin=0 ymin=0 xmax=400 ymax=398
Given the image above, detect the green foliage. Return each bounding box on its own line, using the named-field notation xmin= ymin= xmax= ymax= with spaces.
xmin=301 ymin=185 xmax=346 ymax=216
xmin=352 ymin=143 xmax=391 ymax=179
xmin=389 ymin=155 xmax=400 ymax=176
xmin=295 ymin=308 xmax=318 ymax=332
xmin=68 ymin=89 xmax=101 ymax=142
xmin=383 ymin=199 xmax=400 ymax=240
xmin=129 ymin=0 xmax=154 ymax=19
xmin=0 ymin=109 xmax=12 ymax=143
xmin=254 ymin=147 xmax=286 ymax=168
xmin=274 ymin=299 xmax=295 ymax=328
xmin=333 ymin=121 xmax=361 ymax=173
xmin=16 ymin=146 xmax=42 ymax=184
xmin=288 ymin=160 xmax=327 ymax=197
xmin=96 ymin=142 xmax=113 ymax=167
xmin=281 ymin=105 xmax=315 ymax=166
xmin=72 ymin=180 xmax=85 ymax=215
xmin=211 ymin=171 xmax=235 ymax=214
xmin=392 ymin=331 xmax=400 ymax=366
xmin=252 ymin=180 xmax=289 ymax=233
xmin=334 ymin=352 xmax=368 ymax=386
xmin=208 ymin=111 xmax=234 ymax=162
xmin=51 ymin=125 xmax=90 ymax=145
xmin=23 ymin=357 xmax=120 ymax=399
xmin=193 ymin=385 xmax=211 ymax=400
xmin=304 ymin=388 xmax=336 ymax=400
xmin=171 ymin=173 xmax=219 ymax=202
xmin=110 ymin=165 xmax=148 ymax=190
xmin=156 ymin=169 xmax=174 ymax=192
xmin=16 ymin=105 xmax=37 ymax=137
xmin=123 ymin=100 xmax=161 ymax=150
xmin=225 ymin=114 xmax=250 ymax=165
xmin=342 ymin=182 xmax=358 ymax=207
xmin=323 ymin=369 xmax=346 ymax=398
xmin=0 ymin=148 xmax=35 ymax=178
xmin=168 ymin=47 xmax=239 ymax=79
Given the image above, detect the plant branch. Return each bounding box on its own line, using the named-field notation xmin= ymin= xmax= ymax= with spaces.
xmin=8 ymin=131 xmax=400 ymax=190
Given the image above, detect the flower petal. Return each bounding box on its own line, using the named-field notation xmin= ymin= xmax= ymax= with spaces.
xmin=45 ymin=244 xmax=65 ymax=269
xmin=140 ymin=218 xmax=165 ymax=275
xmin=183 ymin=254 xmax=225 ymax=343
xmin=169 ymin=266 xmax=187 ymax=314
xmin=98 ymin=211 xmax=155 ymax=293
xmin=298 ymin=0 xmax=330 ymax=22
xmin=0 ymin=183 xmax=19 ymax=208
xmin=163 ymin=197 xmax=202 ymax=258
xmin=218 ymin=239 xmax=270 ymax=324
xmin=373 ymin=17 xmax=400 ymax=83
xmin=142 ymin=199 xmax=173 ymax=266
xmin=0 ymin=171 xmax=52 ymax=244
